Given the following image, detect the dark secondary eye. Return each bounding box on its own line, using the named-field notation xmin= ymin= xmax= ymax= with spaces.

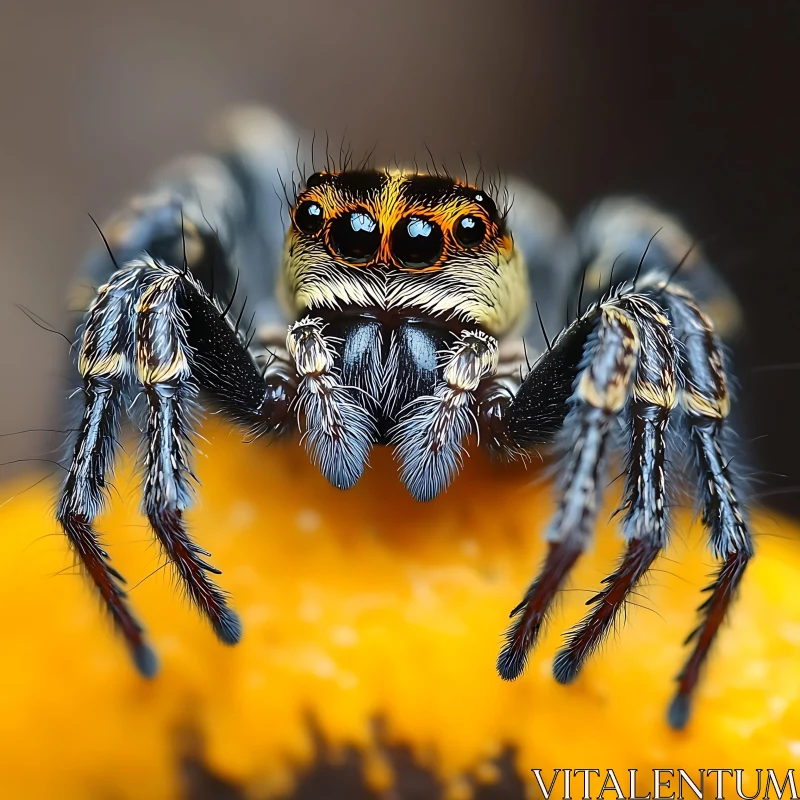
xmin=391 ymin=216 xmax=444 ymax=268
xmin=329 ymin=209 xmax=381 ymax=264
xmin=294 ymin=200 xmax=324 ymax=235
xmin=473 ymin=191 xmax=498 ymax=219
xmin=305 ymin=172 xmax=327 ymax=189
xmin=454 ymin=214 xmax=487 ymax=248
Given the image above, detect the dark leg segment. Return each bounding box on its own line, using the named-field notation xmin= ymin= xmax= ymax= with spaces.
xmin=136 ymin=274 xmax=241 ymax=643
xmin=59 ymin=376 xmax=158 ymax=675
xmin=59 ymin=259 xmax=294 ymax=672
xmin=662 ymin=286 xmax=753 ymax=729
xmin=143 ymin=382 xmax=241 ymax=644
xmin=494 ymin=194 xmax=752 ymax=724
xmin=497 ymin=301 xmax=640 ymax=680
xmin=552 ymin=402 xmax=669 ymax=683
xmin=671 ymin=537 xmax=749 ymax=729
xmin=58 ymin=266 xmax=157 ymax=674
xmin=553 ymin=298 xmax=677 ymax=683
xmin=61 ymin=109 xmax=300 ymax=670
xmin=497 ymin=540 xmax=583 ymax=680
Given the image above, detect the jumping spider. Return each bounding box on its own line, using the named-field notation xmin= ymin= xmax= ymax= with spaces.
xmin=59 ymin=107 xmax=751 ymax=729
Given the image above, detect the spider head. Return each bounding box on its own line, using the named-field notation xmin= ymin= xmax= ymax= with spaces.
xmin=279 ymin=169 xmax=529 ymax=336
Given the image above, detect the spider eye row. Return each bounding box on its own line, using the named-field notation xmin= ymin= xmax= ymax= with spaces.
xmin=293 ymin=202 xmax=490 ymax=269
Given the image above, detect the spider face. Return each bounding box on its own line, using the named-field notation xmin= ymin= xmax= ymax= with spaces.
xmin=280 ymin=170 xmax=528 ymax=336
xmin=60 ymin=106 xmax=754 ymax=729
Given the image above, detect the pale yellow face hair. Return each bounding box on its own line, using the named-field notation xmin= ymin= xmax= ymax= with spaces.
xmin=277 ymin=169 xmax=530 ymax=337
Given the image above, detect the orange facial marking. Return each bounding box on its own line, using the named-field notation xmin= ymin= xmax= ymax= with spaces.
xmin=291 ymin=171 xmax=512 ymax=272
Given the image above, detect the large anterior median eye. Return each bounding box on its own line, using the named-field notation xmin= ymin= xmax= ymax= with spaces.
xmin=391 ymin=216 xmax=444 ymax=269
xmin=330 ymin=209 xmax=381 ymax=264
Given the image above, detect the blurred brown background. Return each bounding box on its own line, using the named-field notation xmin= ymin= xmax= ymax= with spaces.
xmin=0 ymin=0 xmax=798 ymax=512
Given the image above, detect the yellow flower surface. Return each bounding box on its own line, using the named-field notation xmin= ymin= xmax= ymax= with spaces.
xmin=0 ymin=419 xmax=797 ymax=799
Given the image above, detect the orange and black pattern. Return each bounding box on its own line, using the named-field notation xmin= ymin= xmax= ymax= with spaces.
xmin=280 ymin=169 xmax=528 ymax=336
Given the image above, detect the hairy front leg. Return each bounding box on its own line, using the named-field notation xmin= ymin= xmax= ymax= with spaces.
xmin=57 ymin=266 xmax=155 ymax=673
xmin=135 ymin=272 xmax=242 ymax=645
xmin=58 ymin=259 xmax=296 ymax=673
xmin=496 ymin=300 xmax=642 ymax=681
xmin=661 ymin=284 xmax=754 ymax=729
xmin=553 ymin=299 xmax=678 ymax=684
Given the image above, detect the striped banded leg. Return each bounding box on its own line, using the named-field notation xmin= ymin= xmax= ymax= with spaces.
xmin=134 ymin=271 xmax=242 ymax=646
xmin=288 ymin=317 xmax=378 ymax=490
xmin=57 ymin=265 xmax=155 ymax=674
xmin=58 ymin=258 xmax=296 ymax=672
xmin=392 ymin=331 xmax=499 ymax=502
xmin=497 ymin=294 xmax=676 ymax=681
xmin=661 ymin=284 xmax=753 ymax=729
xmin=553 ymin=300 xmax=678 ymax=683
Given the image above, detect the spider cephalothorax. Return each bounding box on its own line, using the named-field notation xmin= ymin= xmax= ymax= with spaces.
xmin=59 ymin=107 xmax=752 ymax=729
